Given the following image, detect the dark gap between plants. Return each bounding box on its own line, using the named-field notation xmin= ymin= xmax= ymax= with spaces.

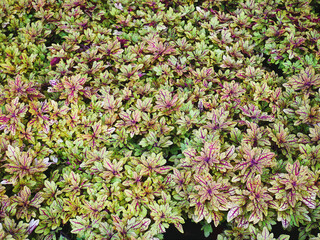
xmin=272 ymin=222 xmax=300 ymax=240
xmin=262 ymin=55 xmax=285 ymax=77
xmin=164 ymin=219 xmax=225 ymax=240
xmin=310 ymin=0 xmax=320 ymax=14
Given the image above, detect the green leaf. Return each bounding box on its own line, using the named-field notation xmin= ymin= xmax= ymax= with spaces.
xmin=201 ymin=221 xmax=213 ymax=238
xmin=70 ymin=216 xmax=90 ymax=235
xmin=278 ymin=235 xmax=290 ymax=240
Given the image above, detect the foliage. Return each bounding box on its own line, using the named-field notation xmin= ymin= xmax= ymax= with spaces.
xmin=0 ymin=0 xmax=320 ymax=239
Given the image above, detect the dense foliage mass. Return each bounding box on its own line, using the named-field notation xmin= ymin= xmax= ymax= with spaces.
xmin=0 ymin=0 xmax=320 ymax=239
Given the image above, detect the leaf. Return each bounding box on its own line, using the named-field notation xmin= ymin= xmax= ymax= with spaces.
xmin=248 ymin=210 xmax=261 ymax=225
xmin=27 ymin=219 xmax=39 ymax=234
xmin=234 ymin=144 xmax=275 ymax=182
xmin=3 ymin=217 xmax=29 ymax=239
xmin=4 ymin=146 xmax=46 ymax=180
xmin=204 ymin=107 xmax=236 ymax=132
xmin=146 ymin=37 xmax=176 ymax=57
xmin=174 ymin=222 xmax=184 ymax=234
xmin=201 ymin=221 xmax=212 ymax=237
xmin=98 ymin=222 xmax=114 ymax=238
xmin=278 ymin=235 xmax=290 ymax=240
xmin=59 ymin=74 xmax=87 ymax=104
xmin=227 ymin=206 xmax=241 ymax=222
xmin=217 ymin=145 xmax=235 ymax=172
xmin=158 ymin=135 xmax=173 ymax=148
xmin=140 ymin=218 xmax=151 ymax=232
xmin=154 ymin=89 xmax=183 ymax=115
xmin=70 ymin=216 xmax=90 ymax=235
xmin=240 ymin=103 xmax=275 ymax=122
xmin=302 ymin=195 xmax=316 ymax=209
xmin=211 ymin=210 xmax=222 ymax=227
xmin=139 ymin=152 xmax=171 ymax=176
xmin=283 ymin=66 xmax=320 ymax=92
xmin=41 ymin=180 xmax=62 ymax=204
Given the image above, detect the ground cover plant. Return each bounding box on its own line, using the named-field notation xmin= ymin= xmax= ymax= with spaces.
xmin=0 ymin=0 xmax=320 ymax=239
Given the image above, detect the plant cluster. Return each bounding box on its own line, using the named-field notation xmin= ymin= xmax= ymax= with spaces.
xmin=0 ymin=0 xmax=320 ymax=239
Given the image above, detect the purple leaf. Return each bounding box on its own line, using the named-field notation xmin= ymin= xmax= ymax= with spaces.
xmin=50 ymin=57 xmax=60 ymax=66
